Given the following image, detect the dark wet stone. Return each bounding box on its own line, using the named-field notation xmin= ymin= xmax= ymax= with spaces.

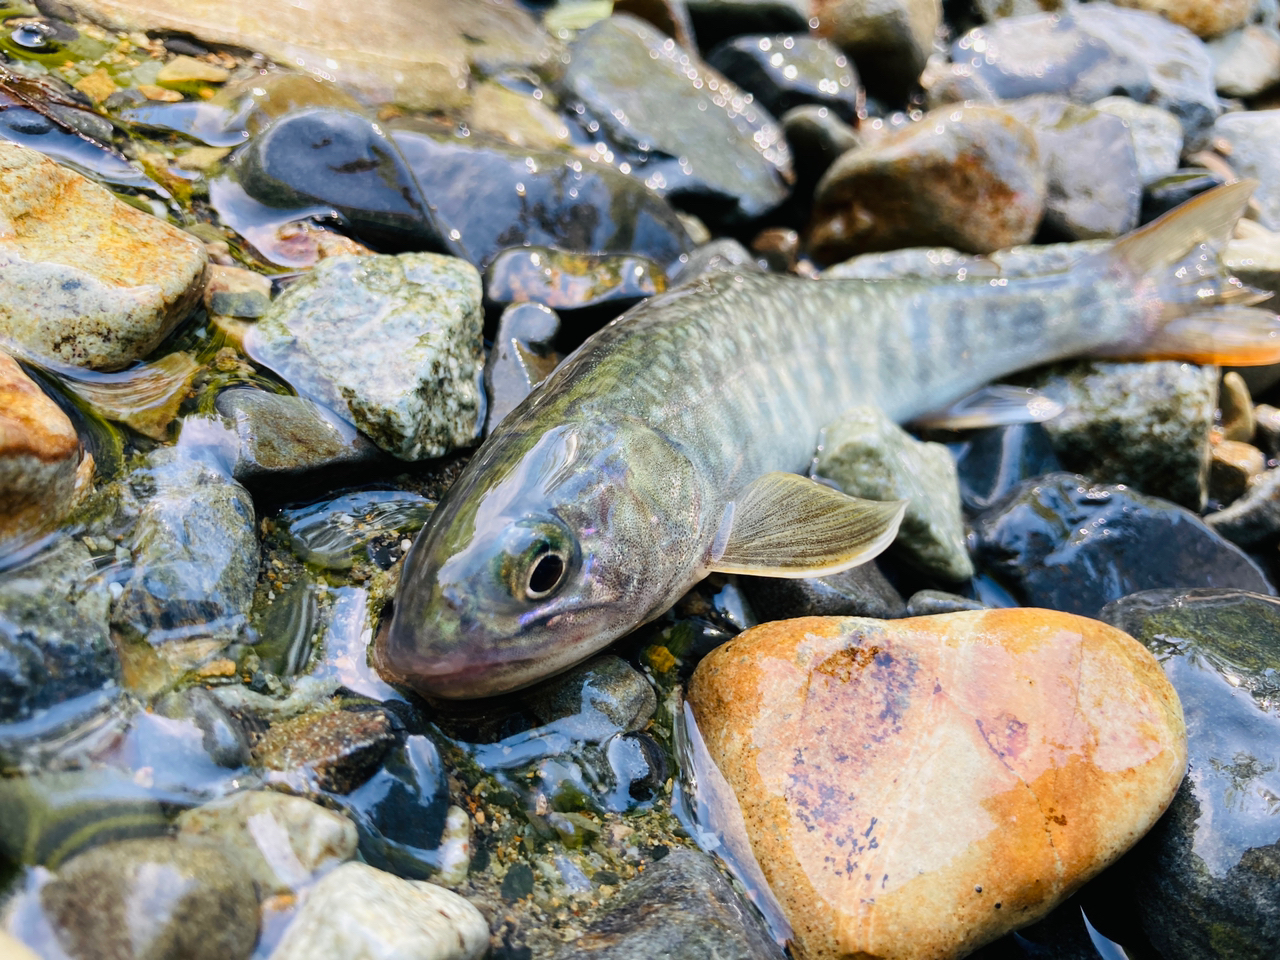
xmin=811 ymin=0 xmax=941 ymax=102
xmin=603 ymin=731 xmax=668 ymax=810
xmin=153 ymin=686 xmax=251 ymax=769
xmin=391 ymin=124 xmax=692 ymax=270
xmin=970 ymin=472 xmax=1274 ymax=616
xmin=484 ymin=247 xmax=667 ymax=316
xmin=1141 ymin=168 xmax=1227 ymax=223
xmin=905 ymin=590 xmax=990 ymax=616
xmin=684 ymin=0 xmax=810 ymax=52
xmin=1255 ymin=404 xmax=1280 ymax=456
xmin=485 ymin=301 xmax=562 ymax=434
xmin=0 ymin=538 xmax=114 ymax=725
xmin=502 ymin=862 xmax=536 ymax=902
xmin=672 ymin=237 xmax=761 ymax=281
xmin=929 ymin=5 xmax=1219 ymax=140
xmin=112 ymin=442 xmax=259 ymax=655
xmin=252 ymin=704 xmax=400 ymax=794
xmin=808 ymin=104 xmax=1045 ymax=262
xmin=750 ymin=226 xmax=799 ymax=273
xmin=548 ymin=848 xmax=785 ymax=959
xmin=997 ymin=96 xmax=1141 ymax=240
xmin=215 ymin=387 xmax=382 ymax=485
xmin=950 ymin=423 xmax=1062 ymax=514
xmin=279 ymin=489 xmax=434 ymax=571
xmin=1099 ymin=588 xmax=1280 ymax=960
xmin=780 ymin=103 xmax=861 ymax=207
xmin=38 ymin=837 xmax=258 ymax=960
xmin=236 ymin=108 xmax=453 ymax=254
xmin=739 ymin=560 xmax=907 ymax=620
xmin=706 ymin=34 xmax=859 ymax=123
xmin=1209 ymin=441 xmax=1266 ymax=506
xmin=560 ymin=15 xmax=792 ymax=225
xmin=1025 ymin=360 xmax=1217 ymax=510
xmin=337 ymin=734 xmax=451 ymax=880
xmin=248 ymin=573 xmax=319 ymax=679
xmin=1205 ymin=467 xmax=1280 ymax=547
xmin=524 ymin=655 xmax=657 ymax=734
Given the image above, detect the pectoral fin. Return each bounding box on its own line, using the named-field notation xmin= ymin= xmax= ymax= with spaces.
xmin=911 ymin=385 xmax=1064 ymax=431
xmin=708 ymin=471 xmax=907 ymax=577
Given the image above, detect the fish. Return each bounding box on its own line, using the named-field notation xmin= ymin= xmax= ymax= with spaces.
xmin=378 ymin=180 xmax=1280 ymax=699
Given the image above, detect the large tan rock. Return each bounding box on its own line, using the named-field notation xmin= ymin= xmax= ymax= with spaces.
xmin=687 ymin=610 xmax=1187 ymax=960
xmin=61 ymin=0 xmax=557 ymax=111
xmin=0 ymin=352 xmax=92 ymax=553
xmin=0 ymin=142 xmax=207 ymax=371
xmin=1112 ymin=0 xmax=1250 ymax=38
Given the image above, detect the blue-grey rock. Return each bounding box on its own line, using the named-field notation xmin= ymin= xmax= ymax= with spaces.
xmin=524 ymin=655 xmax=657 ymax=734
xmin=1211 ymin=110 xmax=1280 ymax=231
xmin=673 ymin=237 xmax=761 ymax=281
xmin=738 ymin=560 xmax=907 ymax=620
xmin=279 ymin=489 xmax=434 ymax=572
xmin=971 ymin=473 xmax=1274 ymax=616
xmin=1099 ymin=588 xmax=1280 ymax=960
xmin=485 ymin=301 xmax=562 ymax=434
xmin=905 ymin=590 xmax=990 ymax=616
xmin=950 ymin=423 xmax=1062 ymax=514
xmin=1093 ymin=96 xmax=1184 ymax=183
xmin=706 ymin=34 xmax=859 ymax=122
xmin=560 ymin=14 xmax=792 ymax=225
xmin=780 ymin=103 xmax=862 ymax=206
xmin=245 ymin=253 xmax=485 ymax=461
xmin=1205 ymin=466 xmax=1280 ymax=546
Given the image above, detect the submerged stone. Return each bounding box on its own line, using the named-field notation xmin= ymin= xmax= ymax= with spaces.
xmin=687 ymin=609 xmax=1187 ymax=960
xmin=279 ymin=489 xmax=434 ymax=572
xmin=251 ymin=704 xmax=399 ymax=795
xmin=245 ymin=253 xmax=485 ymax=461
xmin=1100 ymin=589 xmax=1280 ymax=959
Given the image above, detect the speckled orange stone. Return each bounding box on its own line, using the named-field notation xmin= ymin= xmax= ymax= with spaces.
xmin=687 ymin=610 xmax=1187 ymax=960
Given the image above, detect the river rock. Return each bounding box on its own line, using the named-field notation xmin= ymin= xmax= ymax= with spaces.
xmin=687 ymin=609 xmax=1187 ymax=960
xmin=1025 ymin=360 xmax=1217 ymax=510
xmin=808 ymin=104 xmax=1045 ymax=262
xmin=0 ymin=141 xmax=207 ymax=371
xmin=485 ymin=302 xmax=561 ymax=433
xmin=1099 ymin=588 xmax=1280 ymax=959
xmin=559 ymin=14 xmax=792 ymax=225
xmin=252 ymin=703 xmax=399 ymax=795
xmin=1208 ymin=440 xmax=1266 ymax=505
xmin=1210 ymin=111 xmax=1280 ymax=231
xmin=61 ymin=0 xmax=556 ymax=111
xmin=391 ymin=125 xmax=692 ymax=270
xmin=278 ymin=489 xmax=433 ymax=572
xmin=928 ymin=4 xmax=1219 ymax=140
xmin=1093 ymin=96 xmax=1184 ymax=183
xmin=739 ymin=560 xmax=908 ymax=621
xmin=674 ymin=237 xmax=761 ymax=281
xmin=1204 ymin=465 xmax=1280 ymax=546
xmin=706 ymin=34 xmax=859 ymax=122
xmin=970 ymin=472 xmax=1274 ymax=615
xmin=1111 ymin=0 xmax=1251 ymax=37
xmin=268 ymin=861 xmax=488 ymax=960
xmin=238 ymin=109 xmax=453 ymax=254
xmin=176 ymin=790 xmax=358 ymax=895
xmin=975 ymin=0 xmax=1064 ymax=18
xmin=998 ymin=95 xmax=1141 ymax=239
xmin=215 ymin=387 xmax=382 ymax=485
xmin=1219 ymin=371 xmax=1255 ymax=443
xmin=549 ymin=848 xmax=785 ymax=960
xmin=0 ymin=537 xmax=114 ymax=725
xmin=780 ymin=104 xmax=862 ymax=207
xmin=39 ymin=836 xmax=258 ymax=960
xmin=523 ymin=656 xmax=657 ymax=734
xmin=816 ymin=406 xmax=973 ymax=580
xmin=951 ymin=423 xmax=1062 ymax=514
xmin=0 ymin=352 xmax=92 ymax=554
xmin=811 ymin=0 xmax=940 ymax=101
xmin=465 ymin=81 xmax=571 ymax=152
xmin=484 ymin=247 xmax=667 ymax=319
xmin=1210 ymin=24 xmax=1280 ymax=98
xmin=245 ymin=253 xmax=485 ymax=461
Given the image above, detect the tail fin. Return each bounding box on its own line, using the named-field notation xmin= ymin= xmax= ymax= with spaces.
xmin=1096 ymin=179 xmax=1280 ymax=366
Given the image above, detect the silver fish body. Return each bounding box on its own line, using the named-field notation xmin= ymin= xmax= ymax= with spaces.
xmin=380 ymin=182 xmax=1276 ymax=698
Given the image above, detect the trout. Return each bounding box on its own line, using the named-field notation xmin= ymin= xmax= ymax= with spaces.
xmin=379 ymin=181 xmax=1280 ymax=698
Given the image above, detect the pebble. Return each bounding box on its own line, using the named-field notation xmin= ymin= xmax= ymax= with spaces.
xmin=1093 ymin=96 xmax=1184 ymax=183
xmin=156 ymin=53 xmax=231 ymax=87
xmin=1208 ymin=439 xmax=1266 ymax=504
xmin=279 ymin=489 xmax=433 ymax=571
xmin=59 ymin=0 xmax=556 ymax=111
xmin=37 ymin=837 xmax=259 ymax=960
xmin=613 ymin=0 xmax=698 ymax=49
xmin=673 ymin=237 xmax=761 ymax=281
xmin=1100 ymin=588 xmax=1280 ymax=959
xmin=559 ymin=14 xmax=791 ymax=225
xmin=1218 ymin=370 xmax=1256 ymax=442
xmin=780 ymin=103 xmax=862 ymax=207
xmin=997 ymin=95 xmax=1141 ymax=240
xmin=252 ymin=704 xmax=399 ymax=795
xmin=706 ymin=34 xmax=859 ymax=123
xmin=1225 ymin=219 xmax=1280 ymax=320
xmin=484 ymin=302 xmax=562 ymax=433
xmin=1254 ymin=403 xmax=1280 ymax=454
xmin=816 ymin=406 xmax=973 ymax=581
xmin=203 ymin=263 xmax=272 ymax=319
xmin=905 ymin=589 xmax=990 ymax=616
xmin=739 ymin=560 xmax=908 ymax=621
xmin=154 ymin=686 xmax=252 ymax=768
xmin=1025 ymin=360 xmax=1217 ymax=510
xmin=974 ymin=0 xmax=1064 ymax=18
xmin=970 ymin=472 xmax=1274 ymax=615
xmin=687 ymin=609 xmax=1187 ymax=960
xmin=0 ymin=141 xmax=208 ymax=371
xmin=1143 ymin=168 xmax=1228 ymax=223
xmin=1209 ymin=24 xmax=1280 ymax=99
xmin=750 ymin=226 xmax=800 ymax=273
xmin=245 ymin=253 xmax=485 ymax=461
xmin=811 ymin=0 xmax=940 ymax=101
xmin=1211 ymin=111 xmax=1280 ymax=230
xmin=1204 ymin=465 xmax=1280 ymax=546
xmin=484 ymin=247 xmax=666 ymax=317
xmin=1111 ymin=0 xmax=1251 ymax=38
xmin=0 ymin=352 xmax=92 ymax=554
xmin=176 ymin=790 xmax=358 ymax=895
xmin=268 ymin=861 xmax=489 ymax=960
xmin=548 ymin=848 xmax=785 ymax=960
xmin=809 ymin=104 xmax=1046 ymax=262
xmin=523 ymin=655 xmax=658 ymax=735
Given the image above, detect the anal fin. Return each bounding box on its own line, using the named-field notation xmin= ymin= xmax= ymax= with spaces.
xmin=708 ymin=471 xmax=906 ymax=578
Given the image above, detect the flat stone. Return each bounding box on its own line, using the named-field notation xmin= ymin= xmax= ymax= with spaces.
xmin=244 ymin=253 xmax=485 ymax=461
xmin=687 ymin=609 xmax=1187 ymax=960
xmin=1111 ymin=0 xmax=1251 ymax=38
xmin=1211 ymin=111 xmax=1280 ymax=231
xmin=268 ymin=861 xmax=488 ymax=960
xmin=0 ymin=352 xmax=91 ymax=553
xmin=1092 ymin=96 xmax=1184 ymax=184
xmin=252 ymin=704 xmax=398 ymax=794
xmin=816 ymin=406 xmax=973 ymax=580
xmin=61 ymin=0 xmax=557 ymax=111
xmin=1210 ymin=24 xmax=1280 ymax=98
xmin=176 ymin=790 xmax=358 ymax=895
xmin=156 ymin=54 xmax=231 ymax=86
xmin=811 ymin=0 xmax=940 ymax=101
xmin=809 ymin=104 xmax=1045 ymax=261
xmin=0 ymin=141 xmax=208 ymax=371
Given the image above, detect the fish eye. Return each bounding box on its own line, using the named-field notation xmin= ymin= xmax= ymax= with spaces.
xmin=525 ymin=546 xmax=567 ymax=600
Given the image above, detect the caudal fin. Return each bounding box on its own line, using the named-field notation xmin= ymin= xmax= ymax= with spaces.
xmin=1097 ymin=179 xmax=1280 ymax=366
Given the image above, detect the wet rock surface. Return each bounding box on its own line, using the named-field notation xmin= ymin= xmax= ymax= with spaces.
xmin=687 ymin=610 xmax=1187 ymax=960
xmin=1100 ymin=589 xmax=1280 ymax=960
xmin=706 ymin=34 xmax=859 ymax=123
xmin=811 ymin=0 xmax=940 ymax=101
xmin=1211 ymin=111 xmax=1280 ymax=231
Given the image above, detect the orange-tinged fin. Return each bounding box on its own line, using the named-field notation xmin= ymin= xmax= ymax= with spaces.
xmin=1097 ymin=179 xmax=1280 ymax=366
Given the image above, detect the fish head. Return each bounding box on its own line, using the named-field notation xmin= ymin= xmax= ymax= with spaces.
xmin=380 ymin=419 xmax=708 ymax=698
